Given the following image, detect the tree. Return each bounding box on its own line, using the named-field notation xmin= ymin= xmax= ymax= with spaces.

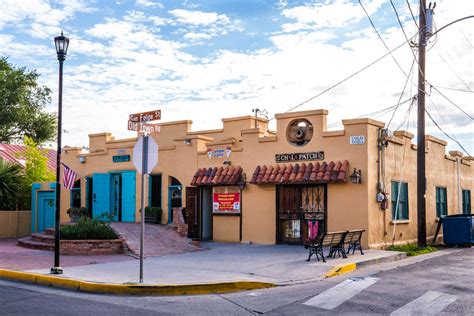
xmin=0 ymin=159 xmax=24 ymax=210
xmin=0 ymin=57 xmax=57 ymax=144
xmin=22 ymin=136 xmax=55 ymax=184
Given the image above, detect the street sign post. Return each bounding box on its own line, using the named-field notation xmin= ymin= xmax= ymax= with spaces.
xmin=130 ymin=109 xmax=160 ymax=284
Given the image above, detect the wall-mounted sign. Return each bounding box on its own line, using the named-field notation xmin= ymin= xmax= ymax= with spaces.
xmin=349 ymin=135 xmax=365 ymax=145
xmin=113 ymin=155 xmax=130 ymax=163
xmin=207 ymin=147 xmax=232 ymax=159
xmin=117 ymin=148 xmax=126 ymax=155
xmin=275 ymin=151 xmax=324 ymax=162
xmin=213 ymin=193 xmax=240 ymax=214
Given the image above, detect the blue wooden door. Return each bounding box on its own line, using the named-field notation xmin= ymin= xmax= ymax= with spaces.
xmin=38 ymin=191 xmax=55 ymax=232
xmin=121 ymin=171 xmax=136 ymax=222
xmin=93 ymin=173 xmax=111 ymax=219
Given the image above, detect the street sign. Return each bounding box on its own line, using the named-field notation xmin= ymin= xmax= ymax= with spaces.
xmin=133 ymin=136 xmax=158 ymax=174
xmin=129 ymin=110 xmax=161 ymax=122
xmin=127 ymin=121 xmax=161 ymax=133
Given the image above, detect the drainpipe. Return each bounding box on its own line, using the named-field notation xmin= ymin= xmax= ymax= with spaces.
xmin=456 ymin=157 xmax=461 ymax=213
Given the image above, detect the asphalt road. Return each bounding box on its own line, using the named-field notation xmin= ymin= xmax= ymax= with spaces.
xmin=1 ymin=247 xmax=472 ymax=315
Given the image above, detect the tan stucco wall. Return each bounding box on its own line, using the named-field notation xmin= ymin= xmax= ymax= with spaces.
xmin=0 ymin=210 xmax=31 ymax=238
xmin=58 ymin=109 xmax=472 ymax=248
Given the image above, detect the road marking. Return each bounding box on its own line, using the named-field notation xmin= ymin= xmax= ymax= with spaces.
xmin=390 ymin=291 xmax=457 ymax=316
xmin=303 ymin=276 xmax=379 ymax=310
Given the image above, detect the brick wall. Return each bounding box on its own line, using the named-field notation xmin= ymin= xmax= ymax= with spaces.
xmin=60 ymin=239 xmax=124 ymax=255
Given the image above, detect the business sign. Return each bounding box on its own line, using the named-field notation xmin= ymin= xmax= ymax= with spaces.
xmin=127 ymin=121 xmax=161 ymax=133
xmin=206 ymin=147 xmax=232 ymax=159
xmin=113 ymin=155 xmax=130 ymax=163
xmin=213 ymin=193 xmax=240 ymax=213
xmin=275 ymin=151 xmax=324 ymax=162
xmin=349 ymin=135 xmax=365 ymax=145
xmin=129 ymin=110 xmax=161 ymax=122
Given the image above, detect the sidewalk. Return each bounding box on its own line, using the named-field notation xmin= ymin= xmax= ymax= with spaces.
xmin=0 ymin=241 xmax=406 ymax=295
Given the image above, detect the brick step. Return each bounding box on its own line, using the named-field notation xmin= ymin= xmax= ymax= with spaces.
xmin=17 ymin=237 xmax=54 ymax=251
xmin=31 ymin=233 xmax=55 ymax=244
xmin=44 ymin=228 xmax=55 ymax=236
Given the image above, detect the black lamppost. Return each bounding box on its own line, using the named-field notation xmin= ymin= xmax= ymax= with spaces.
xmin=51 ymin=31 xmax=69 ymax=275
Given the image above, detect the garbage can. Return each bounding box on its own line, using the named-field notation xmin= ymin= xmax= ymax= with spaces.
xmin=442 ymin=215 xmax=474 ymax=246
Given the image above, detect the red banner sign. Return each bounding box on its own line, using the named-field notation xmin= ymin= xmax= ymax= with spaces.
xmin=213 ymin=193 xmax=240 ymax=213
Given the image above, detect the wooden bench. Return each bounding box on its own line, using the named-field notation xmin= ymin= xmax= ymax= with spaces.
xmin=344 ymin=229 xmax=365 ymax=255
xmin=305 ymin=231 xmax=348 ymax=262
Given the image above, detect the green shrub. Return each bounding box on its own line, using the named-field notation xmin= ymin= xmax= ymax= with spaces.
xmin=388 ymin=243 xmax=437 ymax=256
xmin=60 ymin=217 xmax=118 ymax=240
xmin=145 ymin=206 xmax=162 ymax=217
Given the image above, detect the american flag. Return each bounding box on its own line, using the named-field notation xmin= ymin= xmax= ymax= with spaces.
xmin=62 ymin=163 xmax=78 ymax=189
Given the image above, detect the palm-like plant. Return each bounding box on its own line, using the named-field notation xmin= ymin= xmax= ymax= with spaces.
xmin=0 ymin=159 xmax=24 ymax=210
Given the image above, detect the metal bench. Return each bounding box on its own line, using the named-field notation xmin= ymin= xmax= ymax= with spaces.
xmin=344 ymin=229 xmax=365 ymax=255
xmin=305 ymin=231 xmax=348 ymax=262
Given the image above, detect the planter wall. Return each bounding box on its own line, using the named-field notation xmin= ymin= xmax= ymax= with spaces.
xmin=60 ymin=239 xmax=124 ymax=255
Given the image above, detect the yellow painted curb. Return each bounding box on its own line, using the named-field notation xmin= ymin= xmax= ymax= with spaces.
xmin=0 ymin=269 xmax=275 ymax=295
xmin=324 ymin=262 xmax=356 ymax=278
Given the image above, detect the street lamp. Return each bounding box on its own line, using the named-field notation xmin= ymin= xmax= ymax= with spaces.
xmin=51 ymin=31 xmax=69 ymax=275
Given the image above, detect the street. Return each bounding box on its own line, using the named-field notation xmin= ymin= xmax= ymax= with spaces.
xmin=1 ymin=247 xmax=472 ymax=315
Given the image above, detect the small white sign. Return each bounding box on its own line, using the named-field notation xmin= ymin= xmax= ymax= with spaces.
xmin=350 ymin=135 xmax=365 ymax=145
xmin=117 ymin=148 xmax=126 ymax=155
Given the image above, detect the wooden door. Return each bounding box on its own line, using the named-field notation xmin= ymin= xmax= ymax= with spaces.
xmin=185 ymin=186 xmax=200 ymax=239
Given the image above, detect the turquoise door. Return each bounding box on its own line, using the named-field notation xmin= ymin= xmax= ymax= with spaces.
xmin=37 ymin=191 xmax=55 ymax=232
xmin=93 ymin=173 xmax=111 ymax=219
xmin=121 ymin=171 xmax=136 ymax=222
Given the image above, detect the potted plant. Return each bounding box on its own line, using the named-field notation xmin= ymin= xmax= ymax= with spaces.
xmin=145 ymin=206 xmax=162 ymax=224
xmin=67 ymin=207 xmax=88 ymax=222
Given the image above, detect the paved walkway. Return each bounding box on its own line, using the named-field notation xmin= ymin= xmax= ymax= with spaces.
xmin=0 ymin=239 xmax=129 ymax=271
xmin=27 ymin=242 xmax=404 ymax=286
xmin=110 ymin=223 xmax=199 ymax=258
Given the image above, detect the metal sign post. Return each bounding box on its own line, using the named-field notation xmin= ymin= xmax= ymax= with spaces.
xmin=130 ymin=109 xmax=160 ymax=284
xmin=139 ymin=134 xmax=148 ymax=283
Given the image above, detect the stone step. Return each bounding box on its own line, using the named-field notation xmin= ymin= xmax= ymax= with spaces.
xmin=17 ymin=237 xmax=54 ymax=251
xmin=31 ymin=233 xmax=55 ymax=244
xmin=44 ymin=228 xmax=55 ymax=236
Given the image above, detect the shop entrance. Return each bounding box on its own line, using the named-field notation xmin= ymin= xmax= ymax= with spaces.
xmin=276 ymin=185 xmax=327 ymax=245
xmin=168 ymin=177 xmax=182 ymax=224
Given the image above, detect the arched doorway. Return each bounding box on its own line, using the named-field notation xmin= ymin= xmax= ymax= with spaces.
xmin=168 ymin=177 xmax=182 ymax=224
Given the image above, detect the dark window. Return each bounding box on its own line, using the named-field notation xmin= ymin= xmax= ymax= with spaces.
xmin=70 ymin=180 xmax=81 ymax=208
xmin=436 ymin=187 xmax=448 ymax=218
xmin=391 ymin=181 xmax=408 ymax=220
xmin=150 ymin=174 xmax=162 ymax=208
xmin=462 ymin=190 xmax=471 ymax=214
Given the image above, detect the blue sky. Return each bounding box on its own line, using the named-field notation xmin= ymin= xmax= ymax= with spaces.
xmin=0 ymin=0 xmax=472 ymax=154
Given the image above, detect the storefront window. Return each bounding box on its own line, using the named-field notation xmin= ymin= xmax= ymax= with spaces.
xmin=70 ymin=180 xmax=81 ymax=208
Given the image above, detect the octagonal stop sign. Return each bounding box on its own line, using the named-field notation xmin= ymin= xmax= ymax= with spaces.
xmin=133 ymin=136 xmax=158 ymax=174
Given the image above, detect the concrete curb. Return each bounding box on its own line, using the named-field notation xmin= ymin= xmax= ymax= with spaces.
xmin=0 ymin=269 xmax=276 ymax=295
xmin=324 ymin=252 xmax=407 ymax=279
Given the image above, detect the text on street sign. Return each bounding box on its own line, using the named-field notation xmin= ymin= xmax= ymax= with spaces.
xmin=129 ymin=110 xmax=161 ymax=122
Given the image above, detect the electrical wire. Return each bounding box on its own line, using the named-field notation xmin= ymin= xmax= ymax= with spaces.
xmin=430 ymin=15 xmax=474 ymax=38
xmin=432 ymin=50 xmax=472 ymax=92
xmin=428 ymin=84 xmax=474 ymax=120
xmin=431 ymin=85 xmax=474 ymax=93
xmin=360 ymin=0 xmax=417 ymax=84
xmin=406 ymin=0 xmax=419 ymax=28
xmin=425 ymin=108 xmax=472 ymax=156
xmin=387 ymin=57 xmax=417 ymax=129
xmin=268 ymin=33 xmax=418 ymax=119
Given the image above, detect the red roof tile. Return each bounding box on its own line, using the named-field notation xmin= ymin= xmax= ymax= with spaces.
xmin=191 ymin=166 xmax=243 ymax=186
xmin=0 ymin=143 xmax=57 ymax=171
xmin=250 ymin=160 xmax=349 ymax=185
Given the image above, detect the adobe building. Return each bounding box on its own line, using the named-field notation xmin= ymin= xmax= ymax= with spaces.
xmin=32 ymin=109 xmax=472 ymax=249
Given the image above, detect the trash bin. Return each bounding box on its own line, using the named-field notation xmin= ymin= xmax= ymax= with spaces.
xmin=442 ymin=215 xmax=474 ymax=246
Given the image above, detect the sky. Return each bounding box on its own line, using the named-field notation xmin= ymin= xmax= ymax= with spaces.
xmin=0 ymin=0 xmax=473 ymax=155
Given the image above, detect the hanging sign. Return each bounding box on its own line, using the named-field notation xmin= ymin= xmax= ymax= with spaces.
xmin=275 ymin=151 xmax=324 ymax=162
xmin=213 ymin=193 xmax=240 ymax=214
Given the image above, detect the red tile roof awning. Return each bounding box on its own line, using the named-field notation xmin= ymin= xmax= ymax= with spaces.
xmin=0 ymin=143 xmax=57 ymax=171
xmin=250 ymin=161 xmax=349 ymax=185
xmin=191 ymin=166 xmax=243 ymax=186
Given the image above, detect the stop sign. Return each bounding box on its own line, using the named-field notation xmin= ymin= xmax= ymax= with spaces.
xmin=133 ymin=136 xmax=158 ymax=174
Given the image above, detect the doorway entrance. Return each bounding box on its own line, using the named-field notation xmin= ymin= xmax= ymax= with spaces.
xmin=276 ymin=185 xmax=327 ymax=245
xmin=168 ymin=177 xmax=182 ymax=224
xmin=37 ymin=191 xmax=55 ymax=232
xmin=184 ymin=186 xmax=213 ymax=241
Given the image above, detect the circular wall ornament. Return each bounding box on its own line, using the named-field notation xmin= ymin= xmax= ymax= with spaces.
xmin=286 ymin=119 xmax=313 ymax=146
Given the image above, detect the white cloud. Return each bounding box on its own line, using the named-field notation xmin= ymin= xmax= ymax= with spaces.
xmin=135 ymin=0 xmax=163 ymax=8
xmin=169 ymin=9 xmax=229 ymax=26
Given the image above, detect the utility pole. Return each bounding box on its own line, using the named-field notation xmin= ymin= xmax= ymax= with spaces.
xmin=417 ymin=0 xmax=427 ymax=247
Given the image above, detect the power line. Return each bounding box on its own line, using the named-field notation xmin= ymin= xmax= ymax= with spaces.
xmin=433 ymin=50 xmax=472 ymax=92
xmin=428 ymin=84 xmax=474 ymax=120
xmin=406 ymin=0 xmax=419 ymax=28
xmin=269 ymin=34 xmax=417 ymax=118
xmin=431 ymin=85 xmax=474 ymax=93
xmin=359 ymin=0 xmax=416 ymax=84
xmin=387 ymin=57 xmax=417 ymax=129
xmin=425 ymin=108 xmax=471 ymax=156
